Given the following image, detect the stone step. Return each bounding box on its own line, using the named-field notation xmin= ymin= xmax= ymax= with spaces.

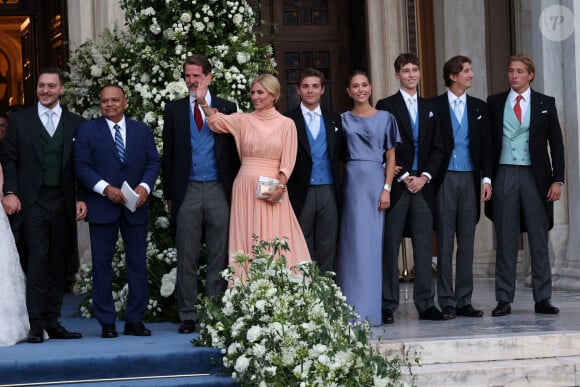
xmin=400 ymin=356 xmax=580 ymax=386
xmin=375 ymin=331 xmax=580 ymax=365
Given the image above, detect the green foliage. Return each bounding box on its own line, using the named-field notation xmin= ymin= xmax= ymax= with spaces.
xmin=195 ymin=237 xmax=406 ymax=386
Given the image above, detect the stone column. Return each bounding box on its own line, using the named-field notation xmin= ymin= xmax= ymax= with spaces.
xmin=366 ymin=0 xmax=407 ymax=102
xmin=67 ymin=0 xmax=125 ymax=51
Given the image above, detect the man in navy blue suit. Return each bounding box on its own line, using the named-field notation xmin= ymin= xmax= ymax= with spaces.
xmin=75 ymin=85 xmax=160 ymax=338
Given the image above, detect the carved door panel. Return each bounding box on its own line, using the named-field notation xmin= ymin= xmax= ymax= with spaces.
xmin=259 ymin=0 xmax=356 ymax=113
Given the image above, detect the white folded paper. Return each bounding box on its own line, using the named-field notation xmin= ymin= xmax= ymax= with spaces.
xmin=121 ymin=181 xmax=139 ymax=212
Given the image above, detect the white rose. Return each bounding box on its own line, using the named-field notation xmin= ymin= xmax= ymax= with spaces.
xmin=150 ymin=23 xmax=162 ymax=35
xmin=246 ymin=325 xmax=262 ymax=342
xmin=193 ymin=21 xmax=205 ymax=32
xmin=234 ymin=355 xmax=250 ymax=373
xmin=90 ymin=65 xmax=102 ymax=77
xmin=141 ymin=7 xmax=155 ymax=16
xmin=236 ymin=52 xmax=250 ymax=65
xmin=232 ymin=14 xmax=243 ymax=25
xmin=180 ymin=12 xmax=192 ymax=23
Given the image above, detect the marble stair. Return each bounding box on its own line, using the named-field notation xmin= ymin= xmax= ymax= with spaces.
xmin=375 ymin=331 xmax=580 ymax=386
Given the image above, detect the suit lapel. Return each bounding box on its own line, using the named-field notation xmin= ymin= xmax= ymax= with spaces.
xmin=97 ymin=117 xmax=120 ymax=162
xmin=438 ymin=95 xmax=453 ymax=139
xmin=322 ymin=110 xmax=337 ymax=157
xmin=30 ymin=112 xmax=44 ymax=164
xmin=293 ymin=108 xmax=312 ymax=157
xmin=394 ymin=92 xmax=414 ymax=144
xmin=466 ymin=96 xmax=482 ymax=135
xmin=528 ymin=89 xmax=542 ymax=137
xmin=61 ymin=110 xmax=74 ymax=165
xmin=494 ymin=91 xmax=510 ymax=137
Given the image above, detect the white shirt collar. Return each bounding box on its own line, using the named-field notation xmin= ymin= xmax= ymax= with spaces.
xmin=105 ymin=116 xmax=126 ymax=131
xmin=447 ymin=90 xmax=466 ymax=106
xmin=399 ymin=89 xmax=417 ymax=102
xmin=38 ymin=102 xmax=62 ymax=118
xmin=509 ymin=87 xmax=531 ymax=102
xmin=300 ymin=103 xmax=321 ymax=117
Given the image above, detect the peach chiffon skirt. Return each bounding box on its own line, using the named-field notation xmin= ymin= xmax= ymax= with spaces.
xmin=228 ymin=157 xmax=311 ymax=276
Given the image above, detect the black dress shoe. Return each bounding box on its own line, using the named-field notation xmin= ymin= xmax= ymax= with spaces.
xmin=124 ymin=322 xmax=151 ymax=336
xmin=178 ymin=320 xmax=197 ymax=334
xmin=456 ymin=304 xmax=484 ymax=317
xmin=535 ymin=299 xmax=559 ymax=314
xmin=419 ymin=306 xmax=447 ymax=321
xmin=45 ymin=323 xmax=82 ymax=339
xmin=491 ymin=301 xmax=511 ymax=317
xmin=27 ymin=327 xmax=44 ymax=344
xmin=442 ymin=306 xmax=456 ymax=319
xmin=101 ymin=324 xmax=118 ymax=338
xmin=382 ymin=310 xmax=394 ymax=324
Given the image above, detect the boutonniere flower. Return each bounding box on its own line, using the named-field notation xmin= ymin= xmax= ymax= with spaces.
xmin=477 ymin=115 xmax=482 ymax=120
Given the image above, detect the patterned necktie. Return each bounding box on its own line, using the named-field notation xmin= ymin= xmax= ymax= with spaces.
xmin=307 ymin=111 xmax=319 ymax=139
xmin=194 ymin=100 xmax=203 ymax=131
xmin=453 ymin=98 xmax=463 ymax=122
xmin=114 ymin=124 xmax=125 ymax=162
xmin=514 ymin=95 xmax=523 ymax=123
xmin=45 ymin=110 xmax=56 ymax=136
xmin=408 ymin=98 xmax=417 ymax=123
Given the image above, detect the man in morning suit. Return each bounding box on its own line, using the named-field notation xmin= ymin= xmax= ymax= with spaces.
xmin=376 ymin=53 xmax=446 ymax=323
xmin=486 ymin=54 xmax=565 ymax=317
xmin=162 ymin=54 xmax=239 ymax=334
xmin=2 ymin=67 xmax=85 ymax=343
xmin=432 ymin=56 xmax=492 ymax=319
xmin=75 ymin=85 xmax=160 ymax=338
xmin=285 ymin=68 xmax=343 ymax=272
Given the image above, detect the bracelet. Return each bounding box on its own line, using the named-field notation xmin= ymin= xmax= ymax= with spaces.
xmin=198 ymin=100 xmax=209 ymax=108
xmin=383 ymin=183 xmax=391 ymax=192
xmin=277 ymin=184 xmax=286 ymax=192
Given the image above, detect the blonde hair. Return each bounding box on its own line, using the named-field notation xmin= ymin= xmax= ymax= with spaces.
xmin=251 ymin=73 xmax=281 ymax=103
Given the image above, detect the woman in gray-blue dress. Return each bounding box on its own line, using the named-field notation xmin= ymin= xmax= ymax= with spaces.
xmin=336 ymin=70 xmax=400 ymax=325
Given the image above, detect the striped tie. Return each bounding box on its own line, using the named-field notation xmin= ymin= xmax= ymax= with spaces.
xmin=114 ymin=124 xmax=125 ymax=162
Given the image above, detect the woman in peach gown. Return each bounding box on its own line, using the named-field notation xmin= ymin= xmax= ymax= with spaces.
xmin=196 ymin=73 xmax=311 ymax=268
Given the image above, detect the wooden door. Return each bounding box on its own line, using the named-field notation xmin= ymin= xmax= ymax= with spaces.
xmin=258 ymin=0 xmax=361 ymax=113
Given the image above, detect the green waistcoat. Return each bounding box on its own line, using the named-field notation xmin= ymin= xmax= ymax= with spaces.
xmin=39 ymin=119 xmax=64 ymax=186
xmin=500 ymin=99 xmax=532 ymax=165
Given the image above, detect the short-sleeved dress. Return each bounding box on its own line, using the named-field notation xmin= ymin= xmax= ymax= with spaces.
xmin=336 ymin=110 xmax=400 ymax=325
xmin=207 ymin=107 xmax=311 ymax=268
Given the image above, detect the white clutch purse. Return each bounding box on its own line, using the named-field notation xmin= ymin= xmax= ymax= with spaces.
xmin=256 ymin=176 xmax=283 ymax=202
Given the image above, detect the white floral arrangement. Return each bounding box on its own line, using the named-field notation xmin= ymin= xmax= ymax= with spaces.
xmin=65 ymin=0 xmax=276 ymax=322
xmin=195 ymin=238 xmax=406 ymax=386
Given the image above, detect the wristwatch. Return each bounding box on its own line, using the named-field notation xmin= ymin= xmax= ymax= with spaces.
xmin=383 ymin=183 xmax=391 ymax=192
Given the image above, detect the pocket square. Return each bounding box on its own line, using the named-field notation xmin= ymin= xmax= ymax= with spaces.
xmin=477 ymin=115 xmax=482 ymax=120
xmin=429 ymin=111 xmax=434 ymax=118
xmin=541 ymin=110 xmax=548 ymax=114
